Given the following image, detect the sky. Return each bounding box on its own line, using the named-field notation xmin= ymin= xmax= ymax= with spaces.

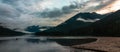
xmin=96 ymin=0 xmax=120 ymax=14
xmin=0 ymin=0 xmax=120 ymax=31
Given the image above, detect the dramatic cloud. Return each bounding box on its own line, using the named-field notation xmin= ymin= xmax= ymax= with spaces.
xmin=96 ymin=0 xmax=120 ymax=14
xmin=0 ymin=3 xmax=19 ymax=18
xmin=0 ymin=0 xmax=118 ymax=31
xmin=79 ymin=0 xmax=114 ymax=12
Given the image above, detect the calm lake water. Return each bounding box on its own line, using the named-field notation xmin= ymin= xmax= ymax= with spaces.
xmin=0 ymin=35 xmax=96 ymax=52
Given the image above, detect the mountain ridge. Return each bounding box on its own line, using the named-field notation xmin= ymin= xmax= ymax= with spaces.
xmin=0 ymin=24 xmax=25 ymax=37
xmin=35 ymin=10 xmax=120 ymax=36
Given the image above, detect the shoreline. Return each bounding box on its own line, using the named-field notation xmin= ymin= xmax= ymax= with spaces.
xmin=72 ymin=37 xmax=120 ymax=52
xmin=0 ymin=36 xmax=120 ymax=52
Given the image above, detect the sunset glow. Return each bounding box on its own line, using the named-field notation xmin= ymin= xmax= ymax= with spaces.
xmin=96 ymin=0 xmax=120 ymax=14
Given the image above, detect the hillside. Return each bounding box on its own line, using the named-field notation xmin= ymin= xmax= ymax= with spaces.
xmin=0 ymin=25 xmax=25 ymax=37
xmin=70 ymin=10 xmax=120 ymax=36
xmin=35 ymin=12 xmax=105 ymax=36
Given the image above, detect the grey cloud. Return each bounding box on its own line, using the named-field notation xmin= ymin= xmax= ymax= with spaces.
xmin=33 ymin=5 xmax=77 ymax=18
xmin=40 ymin=9 xmax=63 ymax=18
xmin=34 ymin=3 xmax=78 ymax=18
xmin=34 ymin=0 xmax=114 ymax=18
xmin=0 ymin=0 xmax=116 ymax=31
xmin=0 ymin=3 xmax=20 ymax=18
xmin=81 ymin=0 xmax=114 ymax=12
xmin=62 ymin=5 xmax=76 ymax=14
xmin=1 ymin=0 xmax=18 ymax=5
xmin=0 ymin=3 xmax=21 ymax=29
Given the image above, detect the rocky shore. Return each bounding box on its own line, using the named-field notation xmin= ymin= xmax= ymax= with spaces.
xmin=72 ymin=37 xmax=120 ymax=52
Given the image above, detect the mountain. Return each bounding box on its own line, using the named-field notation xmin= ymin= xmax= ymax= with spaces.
xmin=35 ymin=10 xmax=120 ymax=36
xmin=0 ymin=25 xmax=25 ymax=37
xmin=53 ymin=12 xmax=104 ymax=33
xmin=25 ymin=25 xmax=41 ymax=32
xmin=25 ymin=25 xmax=53 ymax=32
xmin=35 ymin=12 xmax=105 ymax=36
xmin=91 ymin=10 xmax=120 ymax=36
xmin=69 ymin=10 xmax=120 ymax=36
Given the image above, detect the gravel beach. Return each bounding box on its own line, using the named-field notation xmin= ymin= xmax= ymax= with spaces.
xmin=72 ymin=37 xmax=120 ymax=52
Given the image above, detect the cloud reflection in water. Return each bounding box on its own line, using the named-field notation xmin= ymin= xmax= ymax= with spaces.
xmin=0 ymin=39 xmax=70 ymax=52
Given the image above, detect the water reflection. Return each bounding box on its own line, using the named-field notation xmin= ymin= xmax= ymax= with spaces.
xmin=0 ymin=39 xmax=70 ymax=52
xmin=0 ymin=37 xmax=97 ymax=52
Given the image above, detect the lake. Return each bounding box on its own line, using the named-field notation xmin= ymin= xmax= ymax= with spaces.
xmin=0 ymin=35 xmax=97 ymax=52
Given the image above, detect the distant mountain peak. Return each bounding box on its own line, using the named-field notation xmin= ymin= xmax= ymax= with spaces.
xmin=35 ymin=12 xmax=105 ymax=36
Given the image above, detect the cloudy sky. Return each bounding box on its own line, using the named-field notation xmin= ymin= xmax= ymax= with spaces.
xmin=0 ymin=0 xmax=120 ymax=31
